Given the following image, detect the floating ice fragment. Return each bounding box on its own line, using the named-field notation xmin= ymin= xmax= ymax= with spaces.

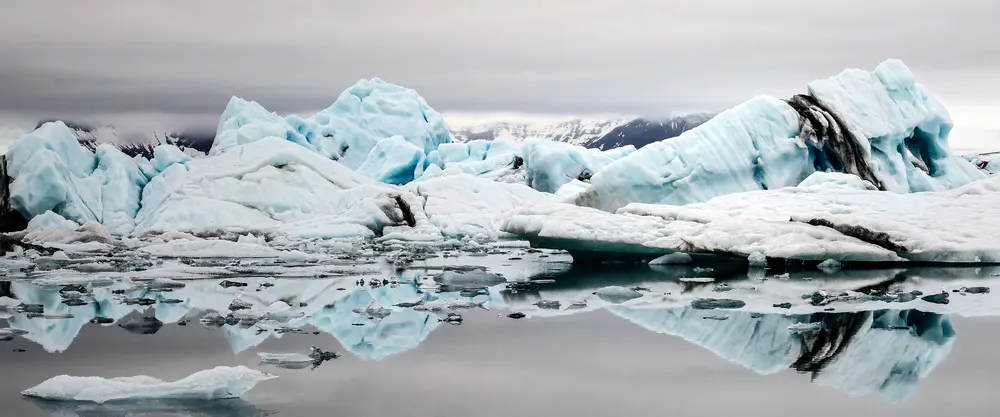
xmin=788 ymin=322 xmax=823 ymax=334
xmin=22 ymin=366 xmax=276 ymax=403
xmin=691 ymin=298 xmax=746 ymax=310
xmin=0 ymin=328 xmax=29 ymax=338
xmin=921 ymin=292 xmax=950 ymax=305
xmin=258 ymin=346 xmax=339 ymax=370
xmin=961 ymin=286 xmax=990 ymax=294
xmin=679 ymin=277 xmax=715 ymax=283
xmin=747 ymin=252 xmax=767 ymax=268
xmin=118 ymin=316 xmax=163 ymax=335
xmin=650 ymin=252 xmax=693 ymax=265
xmin=352 ymin=301 xmax=392 ymax=319
xmin=817 ymin=259 xmax=843 ymax=273
xmin=593 ymin=286 xmax=643 ymax=304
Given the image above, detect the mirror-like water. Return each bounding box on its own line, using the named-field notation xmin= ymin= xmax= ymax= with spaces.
xmin=2 ymin=253 xmax=999 ymax=416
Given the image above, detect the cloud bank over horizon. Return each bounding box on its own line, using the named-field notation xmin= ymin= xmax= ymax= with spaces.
xmin=0 ymin=1 xmax=997 ymax=149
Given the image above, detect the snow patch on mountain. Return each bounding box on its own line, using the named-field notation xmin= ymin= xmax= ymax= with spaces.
xmin=448 ymin=117 xmax=629 ymax=146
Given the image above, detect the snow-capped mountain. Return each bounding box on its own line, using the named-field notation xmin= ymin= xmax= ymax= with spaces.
xmin=584 ymin=114 xmax=713 ymax=150
xmin=30 ymin=120 xmax=210 ymax=157
xmin=0 ymin=126 xmax=29 ymax=154
xmin=448 ymin=118 xmax=629 ymax=146
xmin=447 ymin=114 xmax=714 ymax=150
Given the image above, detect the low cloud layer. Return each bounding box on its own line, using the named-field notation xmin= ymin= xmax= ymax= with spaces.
xmin=1 ymin=0 xmax=997 ymax=147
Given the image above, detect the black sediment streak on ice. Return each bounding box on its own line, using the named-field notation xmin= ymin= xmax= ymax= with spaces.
xmin=0 ymin=155 xmax=27 ymax=233
xmin=786 ymin=94 xmax=883 ymax=190
xmin=803 ymin=218 xmax=908 ymax=254
xmin=791 ymin=311 xmax=870 ymax=375
xmin=393 ymin=195 xmax=417 ymax=227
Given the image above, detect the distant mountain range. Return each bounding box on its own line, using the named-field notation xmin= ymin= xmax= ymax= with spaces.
xmin=583 ymin=114 xmax=713 ymax=150
xmin=5 ymin=113 xmax=714 ymax=158
xmin=448 ymin=118 xmax=628 ymax=147
xmin=29 ymin=120 xmax=214 ymax=157
xmin=447 ymin=114 xmax=713 ymax=150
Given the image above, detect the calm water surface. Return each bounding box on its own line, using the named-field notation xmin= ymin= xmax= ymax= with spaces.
xmin=1 ymin=257 xmax=998 ymax=416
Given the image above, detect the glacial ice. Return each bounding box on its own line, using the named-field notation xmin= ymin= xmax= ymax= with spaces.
xmin=355 ymin=135 xmax=426 ymax=184
xmin=422 ymin=138 xmax=634 ymax=194
xmin=578 ymin=60 xmax=984 ymax=212
xmin=151 ymin=144 xmax=191 ymax=173
xmin=522 ymin=139 xmax=634 ymax=193
xmin=622 ymin=175 xmax=1000 ymax=262
xmin=26 ymin=210 xmax=78 ymax=231
xmin=0 ymin=58 xmax=994 ymax=267
xmin=506 ymin=174 xmax=1000 ymax=263
xmin=212 ymin=78 xmax=450 ymax=170
xmin=502 ymin=202 xmax=903 ymax=262
xmin=409 ymin=173 xmax=556 ymax=240
xmin=7 ymin=122 xmax=150 ymax=235
xmin=21 ymin=366 xmax=276 ymax=403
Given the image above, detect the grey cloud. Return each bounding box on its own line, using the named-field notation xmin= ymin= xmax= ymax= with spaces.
xmin=0 ymin=0 xmax=998 ymax=131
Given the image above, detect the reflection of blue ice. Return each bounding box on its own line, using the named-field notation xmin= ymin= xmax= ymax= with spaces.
xmin=0 ymin=266 xmax=977 ymax=401
xmin=610 ymin=308 xmax=800 ymax=374
xmin=2 ymin=276 xmax=507 ymax=360
xmin=611 ymin=307 xmax=954 ymax=401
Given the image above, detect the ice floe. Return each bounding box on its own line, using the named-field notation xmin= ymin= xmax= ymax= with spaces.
xmin=22 ymin=366 xmax=275 ymax=403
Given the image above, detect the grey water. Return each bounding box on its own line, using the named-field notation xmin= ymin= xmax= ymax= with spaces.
xmin=2 ymin=260 xmax=999 ymax=416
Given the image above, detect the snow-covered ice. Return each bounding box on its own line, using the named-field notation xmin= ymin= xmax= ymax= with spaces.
xmin=506 ymin=174 xmax=1000 ymax=263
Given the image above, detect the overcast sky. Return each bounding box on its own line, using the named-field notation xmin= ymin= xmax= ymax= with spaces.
xmin=0 ymin=1 xmax=997 ymax=147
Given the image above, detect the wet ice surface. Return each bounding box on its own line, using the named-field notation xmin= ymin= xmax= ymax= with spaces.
xmin=2 ymin=251 xmax=1000 ymax=416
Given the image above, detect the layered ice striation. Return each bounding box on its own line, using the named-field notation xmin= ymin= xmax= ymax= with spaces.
xmin=578 ymin=59 xmax=984 ymax=212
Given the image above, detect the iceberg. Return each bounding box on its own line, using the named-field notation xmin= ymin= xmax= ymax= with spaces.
xmin=21 ymin=366 xmax=276 ymax=403
xmin=409 ymin=173 xmax=557 ymax=240
xmin=0 ymin=59 xmax=992 ymax=267
xmin=355 ymin=135 xmax=426 ymax=185
xmin=212 ymin=78 xmax=451 ymax=170
xmin=522 ymin=139 xmax=634 ymax=193
xmin=578 ymin=59 xmax=985 ymax=212
xmin=151 ymin=144 xmax=191 ymax=173
xmin=5 ymin=123 xmax=150 ymax=236
xmin=506 ymin=174 xmax=1000 ymax=263
xmin=423 ymin=138 xmax=635 ymax=194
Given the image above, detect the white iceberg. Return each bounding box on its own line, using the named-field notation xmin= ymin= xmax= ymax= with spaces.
xmin=22 ymin=366 xmax=276 ymax=403
xmin=505 ymin=174 xmax=1000 ymax=263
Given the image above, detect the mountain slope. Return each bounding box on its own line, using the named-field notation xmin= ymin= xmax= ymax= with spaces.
xmin=585 ymin=114 xmax=713 ymax=150
xmin=449 ymin=118 xmax=629 ymax=146
xmin=447 ymin=114 xmax=714 ymax=150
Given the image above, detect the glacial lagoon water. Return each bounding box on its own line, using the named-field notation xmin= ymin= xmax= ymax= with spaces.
xmin=2 ymin=251 xmax=1000 ymax=416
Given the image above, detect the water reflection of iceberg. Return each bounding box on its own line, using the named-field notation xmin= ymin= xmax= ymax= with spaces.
xmin=1 ymin=275 xmax=498 ymax=360
xmin=24 ymin=397 xmax=274 ymax=417
xmin=611 ymin=307 xmax=953 ymax=402
xmin=2 ymin=264 xmax=992 ymax=401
